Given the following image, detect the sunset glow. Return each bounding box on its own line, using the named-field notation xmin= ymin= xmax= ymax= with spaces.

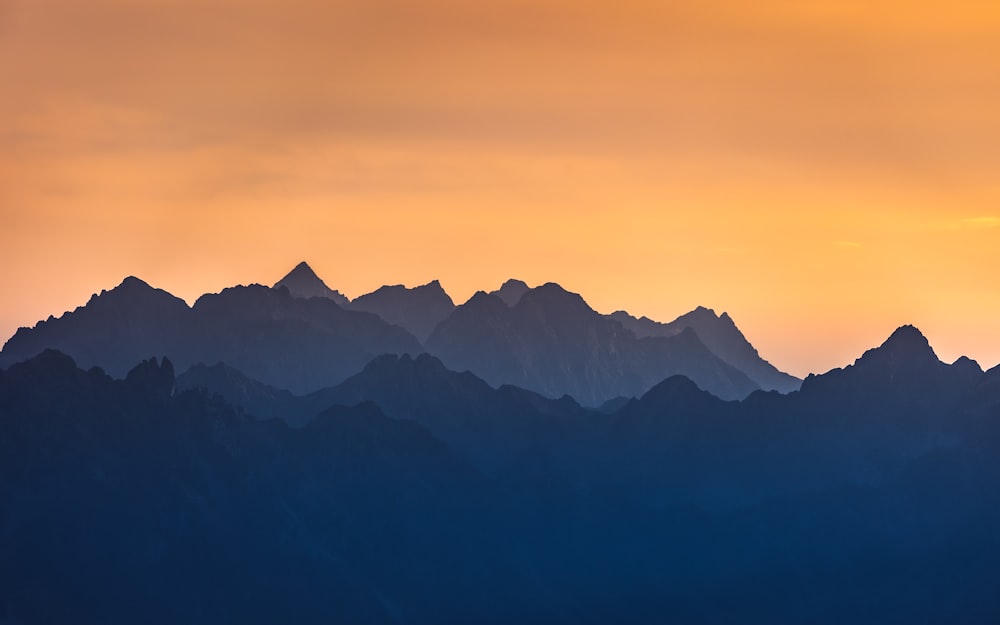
xmin=3 ymin=0 xmax=999 ymax=376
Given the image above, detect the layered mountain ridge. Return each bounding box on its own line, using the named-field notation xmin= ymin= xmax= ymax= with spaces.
xmin=4 ymin=286 xmax=1000 ymax=623
xmin=4 ymin=262 xmax=799 ymax=405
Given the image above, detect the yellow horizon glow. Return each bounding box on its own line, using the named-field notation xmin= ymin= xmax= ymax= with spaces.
xmin=2 ymin=0 xmax=999 ymax=378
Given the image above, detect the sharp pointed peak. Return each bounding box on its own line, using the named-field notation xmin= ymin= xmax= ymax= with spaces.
xmin=283 ymin=261 xmax=320 ymax=278
xmin=882 ymin=324 xmax=931 ymax=349
xmin=273 ymin=261 xmax=348 ymax=305
xmin=855 ymin=324 xmax=939 ymax=367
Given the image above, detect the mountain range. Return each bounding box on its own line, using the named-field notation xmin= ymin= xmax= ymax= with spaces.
xmin=0 ymin=275 xmax=421 ymax=394
xmin=3 ymin=319 xmax=1000 ymax=623
xmin=175 ymin=325 xmax=998 ymax=505
xmin=0 ymin=262 xmax=800 ymax=405
xmin=608 ymin=306 xmax=800 ymax=393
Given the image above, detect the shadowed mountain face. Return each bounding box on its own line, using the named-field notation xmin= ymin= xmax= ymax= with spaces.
xmin=0 ymin=278 xmax=422 ymax=393
xmin=350 ymin=280 xmax=455 ymax=342
xmin=609 ymin=306 xmax=800 ymax=393
xmin=272 ymin=260 xmax=350 ymax=306
xmin=426 ymin=283 xmax=760 ymax=404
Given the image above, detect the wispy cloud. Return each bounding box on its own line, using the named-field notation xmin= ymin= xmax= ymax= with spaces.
xmin=961 ymin=216 xmax=1000 ymax=228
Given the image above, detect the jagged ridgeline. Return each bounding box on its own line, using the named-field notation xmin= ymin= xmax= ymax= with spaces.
xmin=3 ymin=264 xmax=1000 ymax=624
xmin=0 ymin=262 xmax=799 ymax=404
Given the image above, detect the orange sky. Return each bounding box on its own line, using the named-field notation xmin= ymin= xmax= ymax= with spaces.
xmin=2 ymin=0 xmax=999 ymax=377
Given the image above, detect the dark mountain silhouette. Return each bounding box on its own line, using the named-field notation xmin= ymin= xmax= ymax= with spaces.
xmin=350 ymin=280 xmax=455 ymax=342
xmin=0 ymin=277 xmax=422 ymax=393
xmin=176 ymin=361 xmax=296 ymax=418
xmin=0 ymin=276 xmax=189 ymax=376
xmin=0 ymin=351 xmax=544 ymax=625
xmin=176 ymin=353 xmax=597 ymax=477
xmin=609 ymin=306 xmax=800 ymax=393
xmin=426 ymin=283 xmax=760 ymax=404
xmin=604 ymin=325 xmax=992 ymax=507
xmin=490 ymin=278 xmax=530 ymax=307
xmin=295 ymin=353 xmax=595 ymax=477
xmin=272 ymin=260 xmax=350 ymax=306
xmin=798 ymin=324 xmax=983 ymax=407
xmin=188 ymin=283 xmax=421 ymax=392
xmin=5 ymin=322 xmax=1000 ymax=624
xmin=0 ymin=269 xmax=795 ymax=407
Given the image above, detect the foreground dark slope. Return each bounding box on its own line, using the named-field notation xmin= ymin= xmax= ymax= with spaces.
xmin=599 ymin=326 xmax=991 ymax=507
xmin=5 ymin=332 xmax=1000 ymax=622
xmin=0 ymin=352 xmax=546 ymax=625
xmin=426 ymin=283 xmax=759 ymax=404
xmin=0 ymin=277 xmax=422 ymax=393
xmin=180 ymin=326 xmax=1000 ymax=507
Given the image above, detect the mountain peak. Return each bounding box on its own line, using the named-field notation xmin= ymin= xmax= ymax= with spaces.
xmin=878 ymin=325 xmax=935 ymax=358
xmin=88 ymin=276 xmax=186 ymax=310
xmin=491 ymin=279 xmax=530 ymax=307
xmin=677 ymin=306 xmax=719 ymax=323
xmin=501 ymin=278 xmax=528 ymax=289
xmin=847 ymin=324 xmax=940 ymax=375
xmin=518 ymin=283 xmax=593 ymax=315
xmin=350 ymin=281 xmax=455 ymax=342
xmin=273 ymin=261 xmax=349 ymax=306
xmin=462 ymin=290 xmax=507 ymax=311
xmin=118 ymin=275 xmax=153 ymax=290
xmin=415 ymin=279 xmax=448 ymax=295
xmin=92 ymin=276 xmax=157 ymax=301
xmin=282 ymin=261 xmax=321 ymax=282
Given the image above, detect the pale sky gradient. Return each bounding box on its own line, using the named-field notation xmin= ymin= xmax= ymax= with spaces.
xmin=2 ymin=0 xmax=999 ymax=377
